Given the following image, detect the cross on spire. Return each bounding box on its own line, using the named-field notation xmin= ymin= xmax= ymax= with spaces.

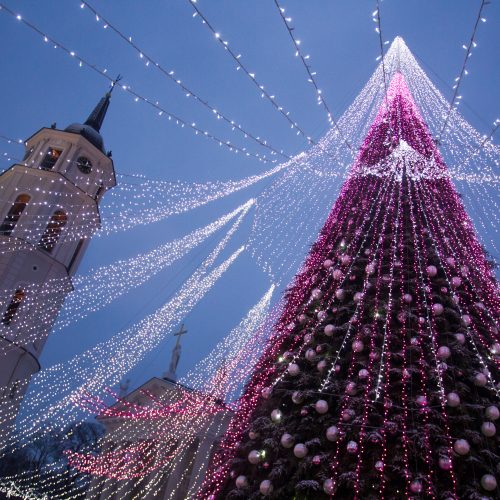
xmin=163 ymin=324 xmax=188 ymax=382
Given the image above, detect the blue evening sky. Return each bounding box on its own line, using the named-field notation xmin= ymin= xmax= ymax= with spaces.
xmin=0 ymin=1 xmax=498 ymax=394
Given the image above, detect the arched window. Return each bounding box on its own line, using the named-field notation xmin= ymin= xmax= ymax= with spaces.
xmin=0 ymin=194 xmax=31 ymax=236
xmin=38 ymin=210 xmax=67 ymax=252
xmin=2 ymin=289 xmax=25 ymax=326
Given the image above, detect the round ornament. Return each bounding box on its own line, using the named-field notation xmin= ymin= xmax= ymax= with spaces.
xmin=346 ymin=440 xmax=358 ymax=454
xmin=358 ymin=369 xmax=369 ymax=380
xmin=335 ymin=289 xmax=345 ymax=300
xmin=485 ymin=405 xmax=499 ymax=421
xmin=461 ymin=314 xmax=472 ymax=326
xmin=259 ymin=480 xmax=273 ymax=495
xmin=261 ymin=387 xmax=272 ymax=399
xmin=271 ymin=409 xmax=282 ymax=423
xmin=280 ymin=433 xmax=294 ymax=448
xmin=288 ymin=363 xmax=300 ymax=377
xmin=346 ymin=382 xmax=357 ymax=395
xmin=480 ymin=474 xmax=497 ymax=492
xmin=432 ymin=303 xmax=444 ymax=315
xmin=341 ymin=255 xmax=351 ymax=266
xmin=416 ymin=395 xmax=427 ymax=407
xmin=311 ymin=288 xmax=322 ymax=300
xmin=353 ymin=292 xmax=364 ymax=303
xmin=324 ymin=324 xmax=334 ymax=336
xmin=236 ymin=476 xmax=248 ymax=489
xmin=481 ymin=421 xmax=496 ymax=437
xmin=317 ymin=360 xmax=327 ymax=372
xmin=453 ymin=439 xmax=470 ymax=455
xmin=341 ymin=409 xmax=354 ymax=421
xmin=426 ymin=265 xmax=438 ymax=277
xmin=332 ymin=269 xmax=343 ymax=280
xmin=293 ymin=443 xmax=308 ymax=458
xmin=305 ymin=349 xmax=316 ymax=361
xmin=315 ymin=399 xmax=329 ymax=414
xmin=490 ymin=342 xmax=500 ymax=356
xmin=451 ymin=276 xmax=462 ymax=288
xmin=437 ymin=346 xmax=451 ymax=359
xmin=248 ymin=450 xmax=260 ymax=464
xmin=323 ymin=479 xmax=335 ymax=494
xmin=403 ymin=293 xmax=413 ymax=303
xmin=366 ymin=263 xmax=376 ymax=275
xmin=446 ymin=257 xmax=456 ymax=266
xmin=455 ymin=333 xmax=465 ymax=345
xmin=326 ymin=425 xmax=339 ymax=442
xmin=410 ymin=480 xmax=423 ymax=494
xmin=352 ymin=340 xmax=364 ymax=353
xmin=474 ymin=372 xmax=487 ymax=387
xmin=317 ymin=310 xmax=327 ymax=321
xmin=292 ymin=391 xmax=303 ymax=404
xmin=323 ymin=259 xmax=333 ymax=269
xmin=297 ymin=314 xmax=307 ymax=324
xmin=446 ymin=392 xmax=460 ymax=407
xmin=249 ymin=431 xmax=259 ymax=440
xmin=312 ymin=455 xmax=321 ymax=465
xmin=375 ymin=460 xmax=384 ymax=471
xmin=438 ymin=456 xmax=452 ymax=470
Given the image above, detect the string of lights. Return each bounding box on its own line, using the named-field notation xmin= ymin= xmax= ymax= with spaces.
xmin=437 ymin=0 xmax=490 ymax=142
xmin=272 ymin=0 xmax=353 ymax=153
xmin=0 ymin=2 xmax=278 ymax=164
xmin=186 ymin=0 xmax=314 ymax=145
xmin=78 ymin=1 xmax=291 ymax=161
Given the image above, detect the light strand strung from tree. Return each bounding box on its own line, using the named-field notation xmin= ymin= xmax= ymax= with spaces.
xmin=186 ymin=0 xmax=314 ymax=144
xmin=436 ymin=0 xmax=490 ymax=142
xmin=78 ymin=1 xmax=291 ymax=161
xmin=0 ymin=2 xmax=277 ymax=164
xmin=272 ymin=0 xmax=353 ymax=153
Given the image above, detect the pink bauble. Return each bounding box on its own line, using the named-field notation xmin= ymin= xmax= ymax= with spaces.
xmin=366 ymin=263 xmax=376 ymax=275
xmin=293 ymin=443 xmax=308 ymax=458
xmin=315 ymin=399 xmax=329 ymax=414
xmin=432 ymin=303 xmax=444 ymax=315
xmin=353 ymin=292 xmax=363 ymax=303
xmin=304 ymin=333 xmax=313 ymax=344
xmin=324 ymin=324 xmax=334 ymax=336
xmin=341 ymin=409 xmax=354 ymax=421
xmin=395 ymin=260 xmax=402 ymax=268
xmin=440 ymin=287 xmax=448 ymax=294
xmin=312 ymin=455 xmax=321 ymax=465
xmin=474 ymin=372 xmax=487 ymax=387
xmin=452 ymin=294 xmax=460 ymax=304
xmin=480 ymin=474 xmax=497 ymax=491
xmin=475 ymin=301 xmax=485 ymax=310
xmin=447 ymin=392 xmax=460 ymax=407
xmin=402 ymin=368 xmax=410 ymax=379
xmin=297 ymin=314 xmax=307 ymax=324
xmin=292 ymin=391 xmax=303 ymax=404
xmin=335 ymin=289 xmax=345 ymax=300
xmin=271 ymin=409 xmax=282 ymax=423
xmin=485 ymin=405 xmax=500 ymax=421
xmin=460 ymin=265 xmax=469 ymax=275
xmin=261 ymin=387 xmax=272 ymax=399
xmin=346 ymin=440 xmax=358 ymax=454
xmin=437 ymin=346 xmax=451 ymax=359
xmin=346 ymin=382 xmax=357 ymax=395
xmin=375 ymin=460 xmax=384 ymax=471
xmin=410 ymin=480 xmax=423 ymax=494
xmin=453 ymin=439 xmax=470 ymax=455
xmin=305 ymin=348 xmax=316 ymax=361
xmin=416 ymin=395 xmax=427 ymax=407
xmin=461 ymin=314 xmax=471 ymax=326
xmin=259 ymin=479 xmax=273 ymax=495
xmin=438 ymin=456 xmax=452 ymax=470
xmin=369 ymin=350 xmax=380 ymax=361
xmin=332 ymin=269 xmax=343 ymax=280
xmin=481 ymin=421 xmax=496 ymax=437
xmin=317 ymin=310 xmax=327 ymax=321
xmin=323 ymin=259 xmax=333 ymax=269
xmin=403 ymin=293 xmax=413 ymax=303
xmin=341 ymin=255 xmax=351 ymax=266
xmin=236 ymin=475 xmax=248 ymax=489
xmin=300 ymin=408 xmax=308 ymax=417
xmin=426 ymin=265 xmax=438 ymax=277
xmin=248 ymin=450 xmax=260 ymax=464
xmin=326 ymin=425 xmax=339 ymax=442
xmin=317 ymin=360 xmax=327 ymax=372
xmin=280 ymin=433 xmax=294 ymax=448
xmin=311 ymin=288 xmax=322 ymax=300
xmin=451 ymin=276 xmax=462 ymax=288
xmin=352 ymin=340 xmax=364 ymax=353
xmin=410 ymin=337 xmax=419 ymax=346
xmin=455 ymin=333 xmax=465 ymax=345
xmin=249 ymin=431 xmax=259 ymax=440
xmin=334 ymin=364 xmax=341 ymax=373
xmin=446 ymin=257 xmax=456 ymax=267
xmin=490 ymin=342 xmax=500 ymax=356
xmin=288 ymin=363 xmax=300 ymax=376
xmin=397 ymin=312 xmax=406 ymax=323
xmin=358 ymin=368 xmax=369 ymax=380
xmin=323 ymin=478 xmax=335 ymax=494
xmin=364 ymin=248 xmax=371 ymax=255
xmin=419 ymin=316 xmax=426 ymax=324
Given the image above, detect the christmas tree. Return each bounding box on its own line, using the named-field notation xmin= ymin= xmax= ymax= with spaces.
xmin=202 ymin=73 xmax=500 ymax=498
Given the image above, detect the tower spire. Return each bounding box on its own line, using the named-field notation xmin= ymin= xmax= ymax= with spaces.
xmin=84 ymin=75 xmax=121 ymax=132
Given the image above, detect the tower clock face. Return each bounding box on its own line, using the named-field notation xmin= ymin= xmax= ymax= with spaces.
xmin=76 ymin=156 xmax=92 ymax=174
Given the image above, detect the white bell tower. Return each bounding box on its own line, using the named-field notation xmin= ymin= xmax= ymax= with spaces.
xmin=0 ymin=87 xmax=116 ymax=431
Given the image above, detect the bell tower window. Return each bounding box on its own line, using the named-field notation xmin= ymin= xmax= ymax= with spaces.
xmin=40 ymin=147 xmax=62 ymax=170
xmin=38 ymin=210 xmax=67 ymax=252
xmin=0 ymin=194 xmax=31 ymax=236
xmin=2 ymin=289 xmax=25 ymax=326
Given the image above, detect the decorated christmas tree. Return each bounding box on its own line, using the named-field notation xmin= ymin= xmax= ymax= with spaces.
xmin=202 ymin=73 xmax=500 ymax=499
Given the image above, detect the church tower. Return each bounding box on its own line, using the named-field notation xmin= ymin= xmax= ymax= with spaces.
xmin=0 ymin=88 xmax=116 ymax=429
